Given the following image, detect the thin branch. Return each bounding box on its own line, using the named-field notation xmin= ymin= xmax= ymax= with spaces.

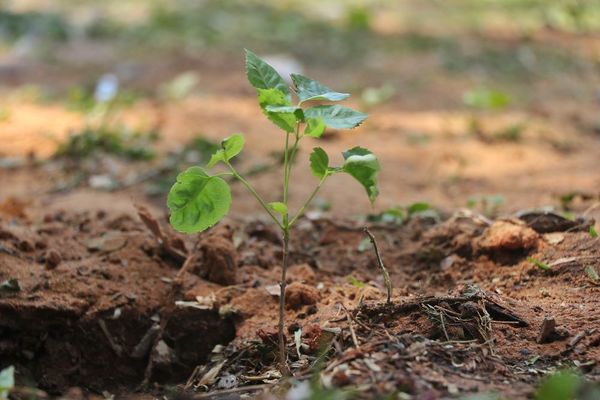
xmin=288 ymin=176 xmax=327 ymax=227
xmin=363 ymin=227 xmax=393 ymax=304
xmin=225 ymin=162 xmax=284 ymax=230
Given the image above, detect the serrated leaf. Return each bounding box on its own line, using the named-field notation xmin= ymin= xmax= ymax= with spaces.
xmin=342 ymin=147 xmax=380 ymax=203
xmin=305 ymin=105 xmax=367 ymax=129
xmin=207 ymin=150 xmax=224 ymax=168
xmin=291 ymin=73 xmax=350 ymax=103
xmin=167 ymin=167 xmax=231 ymax=233
xmin=309 ymin=147 xmax=329 ymax=179
xmin=207 ymin=134 xmax=245 ymax=167
xmin=258 ymin=88 xmax=296 ymax=133
xmin=0 ymin=366 xmax=14 ymax=400
xmin=304 ymin=118 xmax=326 ymax=138
xmin=268 ymin=202 xmax=288 ymax=216
xmin=245 ymin=49 xmax=290 ymax=101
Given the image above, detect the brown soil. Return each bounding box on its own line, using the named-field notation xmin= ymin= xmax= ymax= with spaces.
xmin=1 ymin=204 xmax=598 ymax=398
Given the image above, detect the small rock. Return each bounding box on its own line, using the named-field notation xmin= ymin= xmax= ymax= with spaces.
xmin=152 ymin=340 xmax=174 ymax=366
xmin=85 ymin=231 xmax=128 ymax=252
xmin=536 ymin=316 xmax=569 ymax=344
xmin=44 ymin=249 xmax=62 ymax=269
xmin=285 ymin=282 xmax=319 ymax=309
xmin=537 ymin=316 xmax=556 ymax=344
xmin=217 ymin=374 xmax=237 ymax=389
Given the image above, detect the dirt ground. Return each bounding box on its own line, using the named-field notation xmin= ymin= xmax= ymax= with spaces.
xmin=1 ymin=202 xmax=599 ymax=399
xmin=2 ymin=1 xmax=600 ymax=398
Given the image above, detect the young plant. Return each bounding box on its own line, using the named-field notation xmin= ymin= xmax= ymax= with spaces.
xmin=167 ymin=50 xmax=380 ymax=373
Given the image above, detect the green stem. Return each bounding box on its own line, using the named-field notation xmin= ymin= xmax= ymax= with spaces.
xmin=282 ymin=125 xmax=301 ymax=217
xmin=288 ymin=176 xmax=327 ymax=227
xmin=225 ymin=162 xmax=283 ymax=230
xmin=276 ymin=123 xmax=302 ymax=376
xmin=278 ymin=228 xmax=290 ymax=375
xmin=282 ymin=132 xmax=291 ymax=206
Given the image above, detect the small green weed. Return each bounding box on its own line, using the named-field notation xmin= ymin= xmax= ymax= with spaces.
xmin=55 ymin=126 xmax=157 ymax=161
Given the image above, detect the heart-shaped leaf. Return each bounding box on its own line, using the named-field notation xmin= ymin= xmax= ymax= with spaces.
xmin=342 ymin=147 xmax=380 ymax=203
xmin=245 ymin=49 xmax=291 ymax=102
xmin=305 ymin=105 xmax=367 ymax=129
xmin=167 ymin=167 xmax=231 ymax=233
xmin=291 ymin=73 xmax=350 ymax=103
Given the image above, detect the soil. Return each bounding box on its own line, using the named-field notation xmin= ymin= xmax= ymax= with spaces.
xmin=2 ymin=5 xmax=600 ymax=398
xmin=1 ymin=202 xmax=599 ymax=398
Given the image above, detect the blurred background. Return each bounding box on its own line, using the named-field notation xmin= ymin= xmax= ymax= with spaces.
xmin=1 ymin=0 xmax=600 ymax=221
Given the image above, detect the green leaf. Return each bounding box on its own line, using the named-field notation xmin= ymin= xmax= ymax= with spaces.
xmin=207 ymin=151 xmax=224 ymax=168
xmin=167 ymin=167 xmax=231 ymax=233
xmin=527 ymin=257 xmax=551 ymax=272
xmin=348 ymin=276 xmax=366 ymax=288
xmin=304 ymin=118 xmax=326 ymax=138
xmin=291 ymin=73 xmax=350 ymax=103
xmin=258 ymin=88 xmax=296 ymax=133
xmin=0 ymin=366 xmax=14 ymax=400
xmin=207 ymin=134 xmax=245 ymax=167
xmin=535 ymin=371 xmax=581 ymax=400
xmin=309 ymin=147 xmax=329 ymax=179
xmin=585 ymin=265 xmax=599 ymax=283
xmin=342 ymin=147 xmax=380 ymax=203
xmin=221 ymin=134 xmax=245 ymax=161
xmin=463 ymin=88 xmax=510 ymax=111
xmin=265 ymin=105 xmax=305 ymax=122
xmin=268 ymin=202 xmax=288 ymax=216
xmin=589 ymin=225 xmax=598 ymax=238
xmin=305 ymin=105 xmax=367 ymax=129
xmin=245 ymin=49 xmax=290 ymax=101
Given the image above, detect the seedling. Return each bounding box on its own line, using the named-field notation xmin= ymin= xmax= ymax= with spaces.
xmin=167 ymin=50 xmax=380 ymax=373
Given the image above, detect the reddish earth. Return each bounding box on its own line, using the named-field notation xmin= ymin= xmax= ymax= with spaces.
xmin=1 ymin=199 xmax=598 ymax=398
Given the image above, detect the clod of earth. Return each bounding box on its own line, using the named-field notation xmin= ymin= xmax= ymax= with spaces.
xmin=198 ymin=226 xmax=238 ymax=286
xmin=285 ymin=282 xmax=320 ymax=309
xmin=475 ymin=220 xmax=539 ymax=259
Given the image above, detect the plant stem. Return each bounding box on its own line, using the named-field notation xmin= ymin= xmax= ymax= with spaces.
xmin=363 ymin=227 xmax=392 ymax=304
xmin=283 ymin=132 xmax=290 ymax=204
xmin=278 ymin=228 xmax=290 ymax=375
xmin=276 ymin=123 xmax=301 ymax=375
xmin=288 ymin=176 xmax=326 ymax=227
xmin=225 ymin=162 xmax=283 ymax=230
